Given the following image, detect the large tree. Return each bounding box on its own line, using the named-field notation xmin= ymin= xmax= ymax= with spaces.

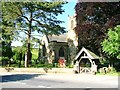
xmin=0 ymin=6 xmax=17 ymax=66
xmin=102 ymin=25 xmax=120 ymax=69
xmin=2 ymin=1 xmax=66 ymax=67
xmin=102 ymin=25 xmax=120 ymax=59
xmin=75 ymin=2 xmax=120 ymax=57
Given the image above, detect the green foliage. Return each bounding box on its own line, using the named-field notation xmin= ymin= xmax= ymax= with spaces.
xmin=1 ymin=11 xmax=16 ymax=43
xmin=2 ymin=42 xmax=13 ymax=59
xmin=1 ymin=2 xmax=18 ymax=67
xmin=66 ymin=64 xmax=73 ymax=68
xmin=97 ymin=67 xmax=118 ymax=76
xmin=100 ymin=59 xmax=109 ymax=67
xmin=53 ymin=63 xmax=59 ymax=68
xmin=2 ymin=57 xmax=9 ymax=62
xmin=101 ymin=25 xmax=120 ymax=59
xmin=31 ymin=60 xmax=53 ymax=68
xmin=44 ymin=63 xmax=53 ymax=69
xmin=12 ymin=46 xmax=26 ymax=65
xmin=75 ymin=2 xmax=120 ymax=57
xmin=31 ymin=49 xmax=38 ymax=60
xmin=1 ymin=20 xmax=15 ymax=43
xmin=68 ymin=39 xmax=77 ymax=65
xmin=2 ymin=1 xmax=66 ymax=67
xmin=1 ymin=57 xmax=9 ymax=66
xmin=2 ymin=41 xmax=13 ymax=67
xmin=2 ymin=2 xmax=66 ymax=35
xmin=1 ymin=2 xmax=17 ymax=47
xmin=35 ymin=64 xmax=45 ymax=68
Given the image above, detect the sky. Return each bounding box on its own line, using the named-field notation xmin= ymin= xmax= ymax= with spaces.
xmin=57 ymin=1 xmax=77 ymax=30
xmin=11 ymin=1 xmax=77 ymax=47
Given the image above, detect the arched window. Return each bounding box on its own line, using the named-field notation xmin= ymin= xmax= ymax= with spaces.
xmin=59 ymin=47 xmax=64 ymax=57
xmin=42 ymin=44 xmax=46 ymax=56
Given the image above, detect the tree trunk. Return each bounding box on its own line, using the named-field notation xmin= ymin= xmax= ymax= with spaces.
xmin=26 ymin=28 xmax=31 ymax=67
xmin=26 ymin=12 xmax=32 ymax=67
xmin=27 ymin=41 xmax=31 ymax=67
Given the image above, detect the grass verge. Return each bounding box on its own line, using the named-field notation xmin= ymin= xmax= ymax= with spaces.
xmin=97 ymin=72 xmax=120 ymax=76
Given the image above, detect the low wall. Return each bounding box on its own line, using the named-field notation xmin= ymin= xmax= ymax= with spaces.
xmin=0 ymin=68 xmax=74 ymax=74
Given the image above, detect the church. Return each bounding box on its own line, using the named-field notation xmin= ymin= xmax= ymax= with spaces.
xmin=40 ymin=15 xmax=78 ymax=65
xmin=40 ymin=15 xmax=100 ymax=73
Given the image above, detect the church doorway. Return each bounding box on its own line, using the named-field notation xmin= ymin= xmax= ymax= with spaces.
xmin=59 ymin=47 xmax=65 ymax=57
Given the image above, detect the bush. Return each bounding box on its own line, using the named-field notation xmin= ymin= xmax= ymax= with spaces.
xmin=110 ymin=67 xmax=116 ymax=73
xmin=2 ymin=57 xmax=9 ymax=66
xmin=45 ymin=63 xmax=53 ymax=69
xmin=31 ymin=49 xmax=38 ymax=60
xmin=10 ymin=64 xmax=19 ymax=67
xmin=98 ymin=67 xmax=117 ymax=75
xmin=66 ymin=64 xmax=73 ymax=68
xmin=0 ymin=57 xmax=2 ymax=66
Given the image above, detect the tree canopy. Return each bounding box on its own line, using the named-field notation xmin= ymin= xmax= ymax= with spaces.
xmin=2 ymin=2 xmax=66 ymax=35
xmin=101 ymin=25 xmax=120 ymax=59
xmin=75 ymin=2 xmax=120 ymax=57
xmin=2 ymin=1 xmax=67 ymax=67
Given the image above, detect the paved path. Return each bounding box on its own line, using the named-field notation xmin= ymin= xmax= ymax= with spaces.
xmin=0 ymin=72 xmax=118 ymax=88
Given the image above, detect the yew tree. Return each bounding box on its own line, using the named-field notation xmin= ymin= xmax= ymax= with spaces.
xmin=75 ymin=2 xmax=120 ymax=57
xmin=1 ymin=6 xmax=17 ymax=66
xmin=2 ymin=1 xmax=66 ymax=67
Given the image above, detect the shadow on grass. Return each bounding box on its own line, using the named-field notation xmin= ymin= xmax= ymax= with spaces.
xmin=1 ymin=74 xmax=45 ymax=82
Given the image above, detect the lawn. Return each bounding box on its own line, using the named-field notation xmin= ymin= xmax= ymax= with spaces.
xmin=97 ymin=72 xmax=120 ymax=76
xmin=31 ymin=48 xmax=39 ymax=60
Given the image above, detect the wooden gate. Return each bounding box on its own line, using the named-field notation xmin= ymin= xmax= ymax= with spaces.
xmin=79 ymin=57 xmax=93 ymax=74
xmin=80 ymin=67 xmax=91 ymax=73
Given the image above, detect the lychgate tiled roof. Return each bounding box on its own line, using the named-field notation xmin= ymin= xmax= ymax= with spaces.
xmin=75 ymin=47 xmax=99 ymax=60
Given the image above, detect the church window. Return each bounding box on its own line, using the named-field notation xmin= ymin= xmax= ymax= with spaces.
xmin=42 ymin=45 xmax=46 ymax=56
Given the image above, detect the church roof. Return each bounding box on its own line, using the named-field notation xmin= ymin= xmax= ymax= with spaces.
xmin=47 ymin=34 xmax=67 ymax=43
xmin=75 ymin=47 xmax=99 ymax=60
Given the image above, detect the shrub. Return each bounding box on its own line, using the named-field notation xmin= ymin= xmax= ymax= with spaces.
xmin=2 ymin=57 xmax=9 ymax=66
xmin=66 ymin=64 xmax=73 ymax=68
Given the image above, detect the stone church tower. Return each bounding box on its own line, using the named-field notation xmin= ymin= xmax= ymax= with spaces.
xmin=67 ymin=15 xmax=78 ymax=47
xmin=67 ymin=15 xmax=78 ymax=65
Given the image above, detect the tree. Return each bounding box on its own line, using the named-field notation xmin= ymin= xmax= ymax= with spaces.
xmin=101 ymin=25 xmax=120 ymax=59
xmin=1 ymin=4 xmax=17 ymax=66
xmin=2 ymin=1 xmax=66 ymax=67
xmin=1 ymin=18 xmax=15 ymax=61
xmin=12 ymin=46 xmax=26 ymax=67
xmin=75 ymin=2 xmax=120 ymax=57
xmin=2 ymin=42 xmax=13 ymax=66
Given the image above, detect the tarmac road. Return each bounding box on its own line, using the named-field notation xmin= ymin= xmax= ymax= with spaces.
xmin=0 ymin=73 xmax=118 ymax=89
